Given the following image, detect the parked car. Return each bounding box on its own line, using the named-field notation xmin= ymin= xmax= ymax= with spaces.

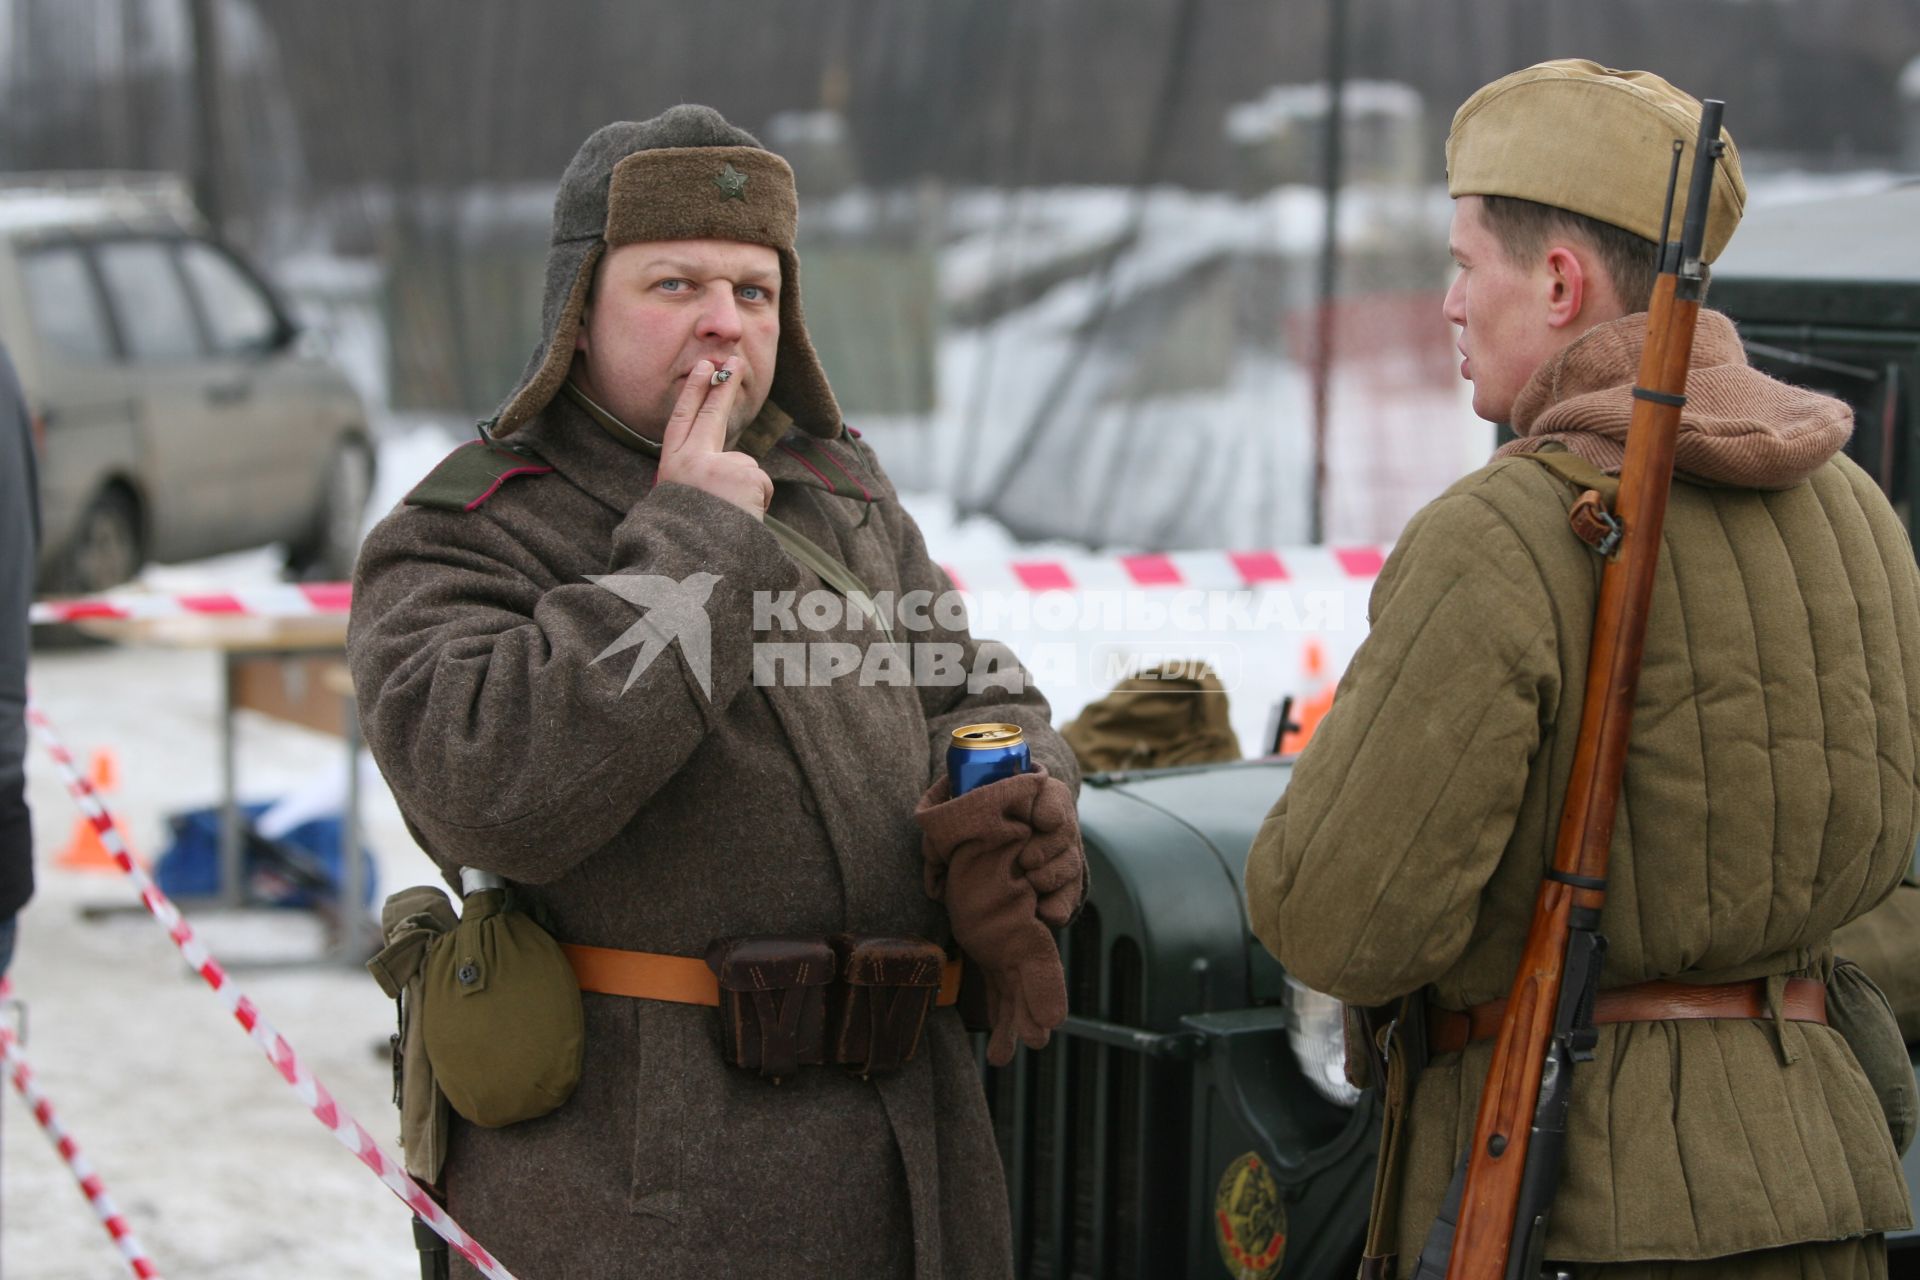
xmin=0 ymin=172 xmax=373 ymax=592
xmin=983 ymin=183 xmax=1920 ymax=1278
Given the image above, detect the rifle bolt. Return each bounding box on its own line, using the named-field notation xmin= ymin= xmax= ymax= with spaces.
xmin=1488 ymin=1134 xmax=1508 ymax=1157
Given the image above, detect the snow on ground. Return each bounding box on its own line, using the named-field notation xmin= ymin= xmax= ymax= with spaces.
xmin=11 ymin=645 xmax=437 ymax=1277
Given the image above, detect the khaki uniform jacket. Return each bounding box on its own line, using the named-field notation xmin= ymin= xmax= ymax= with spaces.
xmin=349 ymin=397 xmax=1075 ymax=1280
xmin=1245 ymin=452 xmax=1919 ymax=1270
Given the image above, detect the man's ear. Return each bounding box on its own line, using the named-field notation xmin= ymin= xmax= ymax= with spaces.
xmin=574 ymin=306 xmax=591 ymax=354
xmin=1543 ymin=245 xmax=1587 ymax=331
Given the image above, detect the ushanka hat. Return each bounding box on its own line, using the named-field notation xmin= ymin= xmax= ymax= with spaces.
xmin=489 ymin=104 xmax=840 ymax=439
xmin=1447 ymin=59 xmax=1747 ymax=263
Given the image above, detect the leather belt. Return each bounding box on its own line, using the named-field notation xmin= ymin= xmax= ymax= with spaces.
xmin=561 ymin=943 xmax=963 ymax=1009
xmin=1426 ymin=976 xmax=1826 ymax=1056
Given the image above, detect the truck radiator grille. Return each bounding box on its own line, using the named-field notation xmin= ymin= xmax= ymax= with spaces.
xmin=985 ymin=905 xmax=1189 ymax=1280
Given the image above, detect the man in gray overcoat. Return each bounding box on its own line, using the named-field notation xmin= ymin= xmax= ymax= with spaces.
xmin=349 ymin=106 xmax=1083 ymax=1280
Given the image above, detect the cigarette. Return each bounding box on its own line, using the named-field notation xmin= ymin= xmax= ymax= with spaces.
xmin=710 ymin=368 xmax=733 ymax=386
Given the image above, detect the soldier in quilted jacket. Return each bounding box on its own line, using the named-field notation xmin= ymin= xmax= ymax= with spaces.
xmin=1245 ymin=60 xmax=1918 ymax=1278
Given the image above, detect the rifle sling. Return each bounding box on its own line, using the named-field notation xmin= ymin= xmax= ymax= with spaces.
xmin=1517 ymin=448 xmax=1633 ymax=557
xmin=1519 ymin=447 xmax=1620 ymax=503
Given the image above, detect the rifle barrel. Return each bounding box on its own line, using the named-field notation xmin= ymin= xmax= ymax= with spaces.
xmin=1679 ymin=100 xmax=1725 ymax=283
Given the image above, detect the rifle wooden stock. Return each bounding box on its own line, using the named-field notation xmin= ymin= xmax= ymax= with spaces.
xmin=1442 ymin=270 xmax=1705 ymax=1280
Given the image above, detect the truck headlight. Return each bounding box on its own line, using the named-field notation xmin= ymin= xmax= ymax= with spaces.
xmin=1284 ymin=974 xmax=1362 ymax=1107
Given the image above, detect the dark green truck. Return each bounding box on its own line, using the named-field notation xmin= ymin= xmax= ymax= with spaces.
xmin=983 ymin=181 xmax=1920 ymax=1279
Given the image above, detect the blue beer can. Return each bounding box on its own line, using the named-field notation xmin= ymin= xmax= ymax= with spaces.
xmin=947 ymin=723 xmax=1030 ymax=796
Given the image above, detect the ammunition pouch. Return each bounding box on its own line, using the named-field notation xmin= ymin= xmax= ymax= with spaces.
xmin=704 ymin=933 xmax=953 ymax=1081
xmin=830 ymin=935 xmax=947 ymax=1077
xmin=706 ymin=935 xmax=835 ymax=1081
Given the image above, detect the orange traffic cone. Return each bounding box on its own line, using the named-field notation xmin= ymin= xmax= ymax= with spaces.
xmin=1280 ymin=640 xmax=1337 ymax=755
xmin=55 ymin=749 xmax=137 ymax=873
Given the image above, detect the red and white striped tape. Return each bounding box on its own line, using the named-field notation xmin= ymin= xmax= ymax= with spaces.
xmin=24 ymin=701 xmax=518 ymax=1280
xmin=28 ymin=583 xmax=353 ymax=626
xmin=26 ymin=546 xmax=1390 ymax=626
xmin=0 ymin=979 xmax=163 ymax=1278
xmin=938 ymin=546 xmax=1388 ymax=594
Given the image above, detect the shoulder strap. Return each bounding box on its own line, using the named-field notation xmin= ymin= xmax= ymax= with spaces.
xmin=764 ymin=515 xmax=894 ymax=641
xmin=1519 ymin=449 xmax=1625 ymax=556
xmin=1519 ymin=448 xmax=1620 ymax=504
xmin=406 ymin=440 xmax=555 ymax=512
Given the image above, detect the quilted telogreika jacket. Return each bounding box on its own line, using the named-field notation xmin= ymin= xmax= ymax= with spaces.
xmin=1246 ymin=315 xmax=1920 ymax=1274
xmin=349 ymin=393 xmax=1078 ymax=1280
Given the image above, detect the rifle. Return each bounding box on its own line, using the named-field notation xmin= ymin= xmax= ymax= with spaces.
xmin=1412 ymin=101 xmax=1731 ymax=1280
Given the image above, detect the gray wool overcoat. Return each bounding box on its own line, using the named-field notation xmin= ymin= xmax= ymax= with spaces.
xmin=349 ymin=395 xmax=1076 ymax=1280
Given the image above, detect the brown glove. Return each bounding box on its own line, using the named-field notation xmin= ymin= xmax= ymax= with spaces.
xmin=915 ymin=764 xmax=1086 ymax=1065
xmin=917 ymin=764 xmax=1085 ymax=923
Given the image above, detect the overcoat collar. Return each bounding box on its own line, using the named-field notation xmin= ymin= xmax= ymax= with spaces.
xmin=516 ymin=394 xmax=876 ymax=519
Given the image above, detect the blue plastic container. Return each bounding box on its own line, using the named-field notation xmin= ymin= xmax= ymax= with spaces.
xmin=154 ymin=801 xmax=378 ymax=910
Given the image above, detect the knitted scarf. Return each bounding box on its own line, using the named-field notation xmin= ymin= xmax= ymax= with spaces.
xmin=1494 ymin=309 xmax=1853 ymax=489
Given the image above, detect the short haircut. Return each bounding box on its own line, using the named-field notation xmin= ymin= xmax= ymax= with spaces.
xmin=1479 ymin=194 xmax=1667 ymax=314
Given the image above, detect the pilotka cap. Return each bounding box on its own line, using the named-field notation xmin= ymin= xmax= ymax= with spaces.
xmin=488 ymin=104 xmax=841 ymax=440
xmin=1447 ymin=59 xmax=1748 ymax=263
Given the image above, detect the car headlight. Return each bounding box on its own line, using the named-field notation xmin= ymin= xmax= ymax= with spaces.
xmin=1284 ymin=973 xmax=1362 ymax=1107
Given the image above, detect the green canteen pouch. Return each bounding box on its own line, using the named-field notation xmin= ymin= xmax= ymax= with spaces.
xmin=1827 ymin=958 xmax=1917 ymax=1156
xmin=829 ymin=935 xmax=945 ymax=1077
xmin=422 ymin=885 xmax=585 ymax=1128
xmin=367 ymin=885 xmax=458 ymax=1183
xmin=705 ymin=935 xmax=835 ymax=1082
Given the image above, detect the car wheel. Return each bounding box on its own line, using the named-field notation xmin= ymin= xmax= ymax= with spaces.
xmin=288 ymin=438 xmax=373 ymax=581
xmin=61 ymin=486 xmax=143 ymax=594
